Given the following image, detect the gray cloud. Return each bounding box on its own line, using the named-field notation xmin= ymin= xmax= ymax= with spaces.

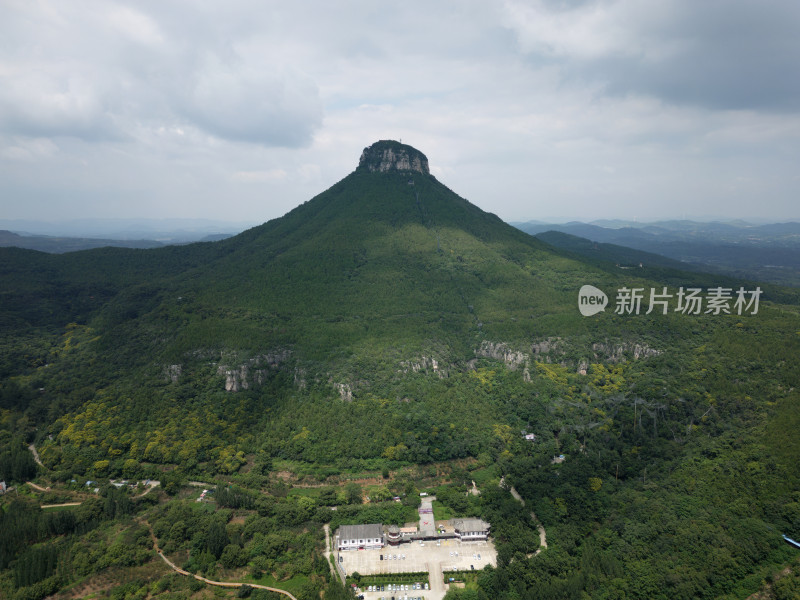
xmin=506 ymin=0 xmax=800 ymax=111
xmin=0 ymin=1 xmax=323 ymax=147
xmin=0 ymin=0 xmax=798 ymax=223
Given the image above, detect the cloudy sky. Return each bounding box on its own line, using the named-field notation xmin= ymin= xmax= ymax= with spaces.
xmin=2 ymin=0 xmax=799 ymax=227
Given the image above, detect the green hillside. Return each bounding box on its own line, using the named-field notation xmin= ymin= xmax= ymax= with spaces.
xmin=2 ymin=140 xmax=800 ymax=600
xmin=124 ymin=168 xmax=612 ymax=361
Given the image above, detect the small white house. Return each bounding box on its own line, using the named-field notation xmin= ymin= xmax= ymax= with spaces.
xmin=335 ymin=523 xmax=384 ymax=551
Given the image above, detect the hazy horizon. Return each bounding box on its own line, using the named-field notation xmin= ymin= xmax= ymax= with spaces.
xmin=3 ymin=213 xmax=799 ymax=241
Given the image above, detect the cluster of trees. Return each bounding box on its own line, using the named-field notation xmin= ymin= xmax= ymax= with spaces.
xmin=0 ymin=484 xmax=155 ymax=600
xmin=146 ymin=489 xmax=350 ymax=599
xmin=0 ymin=437 xmax=37 ymax=483
xmin=216 ymin=485 xmax=257 ymax=510
xmin=0 ymin=500 xmax=87 ymax=573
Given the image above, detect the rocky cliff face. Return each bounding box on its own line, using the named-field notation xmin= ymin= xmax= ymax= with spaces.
xmin=358 ymin=140 xmax=430 ymax=175
xmin=474 ymin=337 xmax=661 ymax=377
xmin=475 ymin=340 xmax=532 ymax=381
xmin=400 ymin=355 xmax=448 ymax=378
xmin=216 ymin=350 xmax=291 ymax=392
xmin=591 ymin=341 xmax=661 ymax=362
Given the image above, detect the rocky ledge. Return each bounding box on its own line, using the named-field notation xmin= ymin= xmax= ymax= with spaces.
xmin=358 ymin=140 xmax=430 ymax=175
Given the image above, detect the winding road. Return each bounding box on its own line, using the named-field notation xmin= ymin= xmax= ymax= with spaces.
xmin=142 ymin=519 xmax=299 ymax=600
xmin=28 ymin=443 xmax=44 ymax=467
xmin=132 ymin=480 xmax=160 ymax=498
xmin=26 ymin=481 xmax=50 ymax=492
xmin=500 ymin=477 xmax=548 ymax=556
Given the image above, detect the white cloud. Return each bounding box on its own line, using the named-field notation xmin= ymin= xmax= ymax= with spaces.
xmin=502 ymin=0 xmax=646 ymax=59
xmin=179 ymin=55 xmax=322 ymax=147
xmin=104 ymin=4 xmax=165 ymax=47
xmin=232 ymin=169 xmax=288 ymax=183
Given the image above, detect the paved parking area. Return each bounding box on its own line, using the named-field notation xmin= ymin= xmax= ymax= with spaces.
xmin=337 ymin=538 xmax=496 ymax=600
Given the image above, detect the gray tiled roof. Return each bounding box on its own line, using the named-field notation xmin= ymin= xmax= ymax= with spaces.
xmin=451 ymin=518 xmax=490 ymax=532
xmin=337 ymin=523 xmax=383 ymax=540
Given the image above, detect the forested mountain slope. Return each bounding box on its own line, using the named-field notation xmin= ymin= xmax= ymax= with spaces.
xmin=2 ymin=140 xmax=800 ymax=600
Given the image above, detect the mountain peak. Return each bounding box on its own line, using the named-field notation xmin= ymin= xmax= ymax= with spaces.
xmin=358 ymin=140 xmax=430 ymax=175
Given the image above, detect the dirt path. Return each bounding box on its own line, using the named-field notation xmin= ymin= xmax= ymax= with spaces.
xmin=133 ymin=480 xmax=160 ymax=498
xmin=323 ymin=523 xmax=331 ymax=559
xmin=142 ymin=519 xmax=298 ymax=600
xmin=28 ymin=443 xmax=44 ymax=467
xmin=155 ymin=551 xmax=299 ymax=599
xmin=500 ymin=477 xmax=547 ymax=556
xmin=323 ymin=523 xmax=345 ymax=585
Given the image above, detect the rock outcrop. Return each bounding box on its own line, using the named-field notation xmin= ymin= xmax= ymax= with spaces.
xmin=476 ymin=341 xmax=528 ymax=370
xmin=590 ymin=341 xmax=661 ymax=362
xmin=475 ymin=340 xmax=531 ymax=382
xmin=216 ymin=350 xmax=291 ymax=392
xmin=164 ymin=364 xmax=182 ymax=383
xmin=358 ymin=140 xmax=430 ymax=175
xmin=334 ymin=382 xmax=353 ymax=402
xmin=531 ymin=338 xmax=565 ymax=357
xmin=471 ymin=337 xmax=660 ymax=381
xmin=400 ymin=355 xmax=448 ymax=378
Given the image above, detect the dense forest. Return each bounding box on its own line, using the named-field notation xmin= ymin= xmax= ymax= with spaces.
xmin=2 ymin=142 xmax=800 ymax=599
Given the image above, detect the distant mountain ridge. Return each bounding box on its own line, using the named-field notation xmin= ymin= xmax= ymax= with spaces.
xmin=0 ymin=217 xmax=255 ymax=241
xmin=514 ymin=218 xmax=800 ymax=244
xmin=514 ymin=219 xmax=800 ymax=286
xmin=0 ymin=229 xmax=167 ymax=253
xmin=0 ymin=221 xmax=246 ymax=253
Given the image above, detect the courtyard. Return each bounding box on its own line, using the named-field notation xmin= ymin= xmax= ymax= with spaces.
xmin=335 ymin=536 xmax=497 ymax=600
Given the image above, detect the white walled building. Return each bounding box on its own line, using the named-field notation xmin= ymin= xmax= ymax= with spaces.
xmin=335 ymin=523 xmax=385 ymax=551
xmin=451 ymin=518 xmax=490 ymax=541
